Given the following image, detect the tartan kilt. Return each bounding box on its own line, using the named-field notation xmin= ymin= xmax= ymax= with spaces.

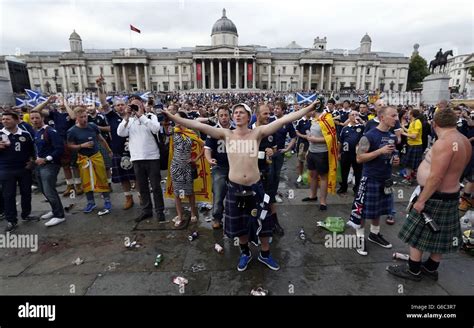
xmin=401 ymin=144 xmax=423 ymax=170
xmin=224 ymin=180 xmax=274 ymax=238
xmin=111 ymin=154 xmax=136 ymax=183
xmin=398 ymin=198 xmax=461 ymax=254
xmin=98 ymin=143 xmax=112 ymax=169
xmin=360 ymin=177 xmax=392 ymax=219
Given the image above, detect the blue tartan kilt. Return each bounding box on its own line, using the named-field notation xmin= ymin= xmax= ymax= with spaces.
xmin=361 ymin=177 xmax=392 ymax=219
xmin=224 ymin=180 xmax=274 ymax=238
xmin=401 ymin=144 xmax=423 ymax=170
xmin=111 ymin=154 xmax=136 ymax=183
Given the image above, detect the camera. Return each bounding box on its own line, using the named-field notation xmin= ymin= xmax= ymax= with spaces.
xmin=129 ymin=104 xmax=139 ymax=112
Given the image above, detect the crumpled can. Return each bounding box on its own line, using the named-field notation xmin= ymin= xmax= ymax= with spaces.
xmin=173 ymin=276 xmax=188 ymax=286
xmin=250 ymin=287 xmax=268 ymax=296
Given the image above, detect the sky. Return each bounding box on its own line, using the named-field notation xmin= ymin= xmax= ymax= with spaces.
xmin=0 ymin=0 xmax=472 ymax=61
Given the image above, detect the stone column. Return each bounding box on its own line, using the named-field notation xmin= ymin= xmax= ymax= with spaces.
xmin=267 ymin=63 xmax=271 ymax=90
xmin=252 ymin=60 xmax=256 ymax=89
xmin=193 ymin=60 xmax=197 ymax=90
xmin=61 ymin=66 xmax=68 ymax=93
xmin=396 ymin=68 xmax=401 ymax=91
xmin=178 ymin=64 xmax=183 ymax=90
xmin=218 ymin=59 xmax=223 ymax=89
xmin=227 ymin=59 xmax=231 ymax=90
xmin=356 ymin=65 xmax=361 ymax=90
xmin=299 ymin=65 xmax=304 ymax=90
xmin=77 ymin=66 xmax=83 ymax=92
xmin=135 ymin=64 xmax=141 ymax=91
xmin=66 ymin=66 xmax=72 ymax=92
xmin=210 ymin=59 xmax=215 ymax=89
xmin=320 ymin=64 xmax=325 ymax=91
xmin=374 ymin=66 xmax=379 ymax=91
xmin=244 ymin=59 xmax=248 ymax=89
xmin=361 ymin=65 xmax=366 ymax=90
xmin=460 ymin=68 xmax=468 ymax=93
xmin=236 ymin=59 xmax=239 ymax=89
xmin=328 ymin=65 xmax=332 ymax=91
xmin=308 ymin=64 xmax=312 ymax=90
xmin=122 ymin=65 xmax=127 ymax=92
xmin=202 ymin=59 xmax=206 ymax=89
xmin=38 ymin=68 xmax=45 ymax=92
xmin=27 ymin=68 xmax=34 ymax=90
xmin=82 ymin=65 xmax=88 ymax=91
xmin=144 ymin=64 xmax=150 ymax=91
xmin=113 ymin=65 xmax=120 ymax=91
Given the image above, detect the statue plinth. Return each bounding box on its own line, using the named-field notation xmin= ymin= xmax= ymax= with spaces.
xmin=421 ymin=74 xmax=450 ymax=106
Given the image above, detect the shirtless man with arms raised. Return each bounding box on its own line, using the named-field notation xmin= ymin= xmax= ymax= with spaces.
xmin=163 ymin=100 xmax=319 ymax=271
xmin=387 ymin=108 xmax=471 ymax=281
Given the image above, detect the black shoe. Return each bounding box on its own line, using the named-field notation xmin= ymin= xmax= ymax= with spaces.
xmin=135 ymin=212 xmax=152 ymax=223
xmin=5 ymin=222 xmax=17 ymax=232
xmin=368 ymin=232 xmax=392 ymax=248
xmin=302 ymin=196 xmax=318 ymax=202
xmin=319 ymin=204 xmax=327 ymax=211
xmin=22 ymin=214 xmax=39 ymax=221
xmin=336 ymin=188 xmax=347 ymax=194
xmin=157 ymin=212 xmax=166 ymax=222
xmin=273 ymin=223 xmax=285 ymax=236
xmin=420 ymin=265 xmax=439 ymax=281
xmin=386 ymin=264 xmax=422 ymax=281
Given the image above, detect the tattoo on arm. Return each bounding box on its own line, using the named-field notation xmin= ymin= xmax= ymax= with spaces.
xmin=356 ymin=136 xmax=370 ymax=155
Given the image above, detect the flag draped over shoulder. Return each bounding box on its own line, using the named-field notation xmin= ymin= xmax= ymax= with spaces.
xmin=165 ymin=127 xmax=213 ymax=203
xmin=315 ymin=112 xmax=338 ymax=194
xmin=130 ymin=24 xmax=141 ymax=33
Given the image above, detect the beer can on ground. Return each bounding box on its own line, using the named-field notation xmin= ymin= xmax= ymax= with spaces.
xmin=214 ymin=243 xmax=224 ymax=254
xmin=392 ymin=252 xmax=409 ymax=261
xmin=154 ymin=254 xmax=163 ymax=267
xmin=188 ymin=231 xmax=199 ymax=241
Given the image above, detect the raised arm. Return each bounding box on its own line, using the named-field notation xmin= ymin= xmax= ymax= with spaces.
xmin=96 ymin=75 xmax=110 ymax=110
xmin=162 ymin=110 xmax=227 ymax=140
xmin=258 ymin=100 xmax=318 ymax=138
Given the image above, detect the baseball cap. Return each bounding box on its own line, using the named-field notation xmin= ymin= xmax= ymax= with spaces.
xmin=232 ymin=103 xmax=252 ymax=116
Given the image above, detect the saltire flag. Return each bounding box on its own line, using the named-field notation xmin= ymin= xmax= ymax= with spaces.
xmin=15 ymin=98 xmax=26 ymax=107
xmin=139 ymin=91 xmax=151 ymax=101
xmin=25 ymin=89 xmax=40 ymax=100
xmin=130 ymin=24 xmax=141 ymax=33
xmin=358 ymin=94 xmax=369 ymax=103
xmin=296 ymin=92 xmax=316 ymax=104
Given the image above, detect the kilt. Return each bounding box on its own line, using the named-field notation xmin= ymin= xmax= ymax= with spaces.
xmin=360 ymin=177 xmax=392 ymax=220
xmin=401 ymin=144 xmax=423 ymax=170
xmin=111 ymin=154 xmax=136 ymax=183
xmin=398 ymin=195 xmax=461 ymax=254
xmin=224 ymin=180 xmax=274 ymax=238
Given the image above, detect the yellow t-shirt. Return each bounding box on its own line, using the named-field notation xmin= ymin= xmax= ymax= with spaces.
xmin=22 ymin=113 xmax=30 ymax=125
xmin=407 ymin=119 xmax=422 ymax=146
xmin=368 ymin=113 xmax=376 ymax=121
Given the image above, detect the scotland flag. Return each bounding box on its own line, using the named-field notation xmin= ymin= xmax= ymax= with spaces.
xmin=15 ymin=98 xmax=26 ymax=107
xmin=296 ymin=92 xmax=316 ymax=104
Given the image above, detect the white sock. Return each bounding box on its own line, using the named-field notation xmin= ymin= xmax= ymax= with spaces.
xmin=66 ymin=179 xmax=73 ymax=185
xmin=356 ymin=227 xmax=365 ymax=238
xmin=74 ymin=178 xmax=82 ymax=185
xmin=370 ymin=224 xmax=380 ymax=235
xmin=107 ymin=178 xmax=112 ymax=184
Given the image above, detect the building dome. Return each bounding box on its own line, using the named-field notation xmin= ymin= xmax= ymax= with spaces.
xmin=69 ymin=30 xmax=82 ymax=41
xmin=361 ymin=33 xmax=372 ymax=43
xmin=211 ymin=9 xmax=238 ymax=36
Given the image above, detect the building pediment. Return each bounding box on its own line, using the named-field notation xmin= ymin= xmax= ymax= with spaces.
xmin=194 ymin=45 xmax=255 ymax=55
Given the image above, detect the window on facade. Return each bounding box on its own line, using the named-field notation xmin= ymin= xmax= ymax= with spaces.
xmin=263 ymin=66 xmax=267 ymax=74
xmin=111 ymin=82 xmax=116 ymax=91
xmin=151 ymin=67 xmax=156 ymax=75
xmin=163 ymin=82 xmax=169 ymax=91
xmin=175 ymin=66 xmax=178 ymax=75
xmin=331 ymin=82 xmax=335 ymax=90
xmin=392 ymin=69 xmax=396 ymax=76
xmin=456 ymin=79 xmax=460 ymax=85
xmin=183 ymin=81 xmax=188 ymax=90
xmin=352 ymin=67 xmax=355 ymax=75
xmin=100 ymin=67 xmax=104 ymax=75
xmin=174 ymin=81 xmax=179 ymax=90
xmin=282 ymin=67 xmax=286 ymax=74
xmin=152 ymin=82 xmax=158 ymax=91
xmin=281 ymin=81 xmax=287 ymax=90
xmin=54 ymin=69 xmax=59 ymax=77
xmin=71 ymin=67 xmax=76 ymax=75
xmin=272 ymin=66 xmax=275 ymax=74
xmin=88 ymin=67 xmax=93 ymax=75
xmin=365 ymin=82 xmax=370 ymax=90
xmin=163 ymin=66 xmax=167 ymax=74
xmin=183 ymin=66 xmax=187 ymax=74
xmin=458 ymin=70 xmax=461 ymax=75
xmin=342 ymin=67 xmax=346 ymax=75
xmin=366 ymin=67 xmax=370 ymax=75
xmin=349 ymin=82 xmax=355 ymax=89
xmin=111 ymin=67 xmax=114 ymax=75
xmin=43 ymin=69 xmax=48 ymax=76
xmin=56 ymin=84 xmax=62 ymax=93
xmin=332 ymin=67 xmax=335 ymax=74
xmin=340 ymin=82 xmax=346 ymax=89
xmin=73 ymin=83 xmax=79 ymax=92
xmin=398 ymin=84 xmax=403 ymax=91
xmin=294 ymin=66 xmax=297 ymax=74
xmin=382 ymin=69 xmax=386 ymax=77
xmin=390 ymin=81 xmax=395 ymax=91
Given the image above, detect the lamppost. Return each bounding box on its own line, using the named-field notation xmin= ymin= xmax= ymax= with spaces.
xmin=290 ymin=76 xmax=293 ymax=92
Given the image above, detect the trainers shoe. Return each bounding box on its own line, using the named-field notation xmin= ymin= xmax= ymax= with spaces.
xmin=386 ymin=264 xmax=422 ymax=281
xmin=237 ymin=251 xmax=252 ymax=272
xmin=420 ymin=265 xmax=439 ymax=281
xmin=83 ymin=203 xmax=97 ymax=213
xmin=355 ymin=237 xmax=368 ymax=256
xmin=296 ymin=175 xmax=302 ymax=183
xmin=5 ymin=222 xmax=17 ymax=232
xmin=258 ymin=254 xmax=280 ymax=271
xmin=368 ymin=232 xmax=392 ymax=248
xmin=386 ymin=215 xmax=395 ymax=225
xmin=104 ymin=200 xmax=112 ymax=211
xmin=40 ymin=211 xmax=54 ymax=220
xmin=45 ymin=217 xmax=65 ymax=227
xmin=459 ymin=196 xmax=472 ymax=211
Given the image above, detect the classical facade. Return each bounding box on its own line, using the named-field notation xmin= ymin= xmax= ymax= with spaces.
xmin=24 ymin=9 xmax=410 ymax=94
xmin=447 ymin=53 xmax=474 ymax=93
